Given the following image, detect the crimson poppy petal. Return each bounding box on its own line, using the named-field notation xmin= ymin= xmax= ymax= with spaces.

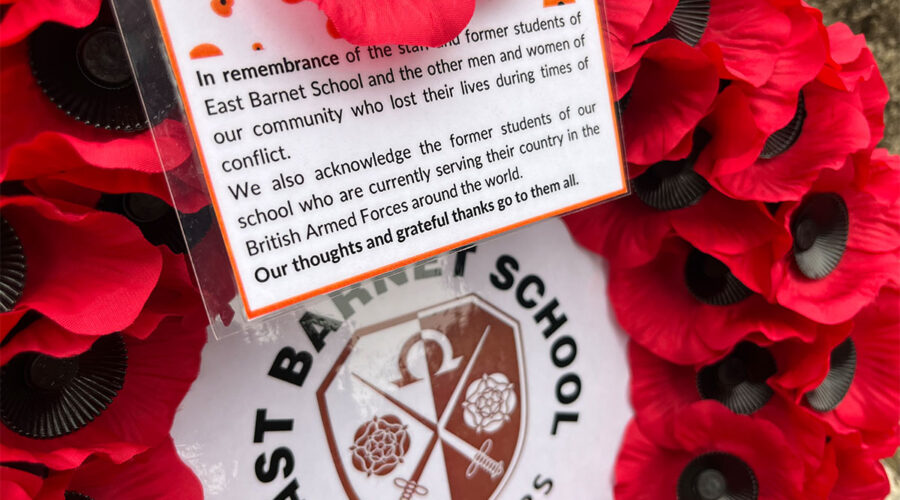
xmin=564 ymin=195 xmax=673 ymax=269
xmin=603 ymin=0 xmax=653 ymax=71
xmin=699 ymin=0 xmax=791 ymax=87
xmin=65 ymin=438 xmax=202 ymax=499
xmin=608 ymin=240 xmax=723 ymax=364
xmin=628 ymin=341 xmax=697 ymax=446
xmin=621 ymin=40 xmax=719 ymax=166
xmin=855 ymin=148 xmax=900 ymax=206
xmin=818 ymin=23 xmax=871 ymax=91
xmin=826 ymin=433 xmax=891 ymax=499
xmin=0 ymin=196 xmax=162 ymax=335
xmin=735 ymin=5 xmax=827 ymax=135
xmin=670 ymin=191 xmax=787 ymax=258
xmin=0 ymin=317 xmax=99 ymax=366
xmin=0 ymin=0 xmax=101 ymax=47
xmin=614 ymin=420 xmax=690 ymax=499
xmin=309 ymin=0 xmax=475 ymax=47
xmin=693 ymin=86 xmax=767 ymax=179
xmin=123 ymin=248 xmax=200 ymax=340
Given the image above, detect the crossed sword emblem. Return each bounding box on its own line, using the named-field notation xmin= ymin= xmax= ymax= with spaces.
xmin=351 ymin=325 xmax=504 ymax=499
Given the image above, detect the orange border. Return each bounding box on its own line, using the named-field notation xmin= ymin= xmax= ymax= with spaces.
xmin=148 ymin=0 xmax=627 ymax=320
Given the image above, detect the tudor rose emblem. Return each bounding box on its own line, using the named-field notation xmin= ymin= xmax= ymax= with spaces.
xmin=318 ymin=295 xmax=526 ymax=499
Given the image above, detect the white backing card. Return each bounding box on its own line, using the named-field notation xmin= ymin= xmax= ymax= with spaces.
xmin=149 ymin=0 xmax=626 ymax=319
xmin=171 ymin=219 xmax=631 ymax=499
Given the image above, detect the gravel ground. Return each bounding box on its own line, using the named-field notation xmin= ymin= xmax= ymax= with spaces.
xmin=814 ymin=0 xmax=900 ymax=152
xmin=808 ymin=2 xmax=899 ymax=497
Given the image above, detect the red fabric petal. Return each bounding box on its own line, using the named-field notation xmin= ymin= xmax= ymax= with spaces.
xmin=632 ymin=0 xmax=677 ymax=44
xmin=614 ymin=420 xmax=689 ymax=500
xmin=124 ymin=249 xmax=202 ymax=340
xmin=630 ymin=337 xmax=830 ymax=476
xmin=608 ymin=239 xmax=724 ymax=364
xmin=309 ymin=0 xmax=474 ymax=47
xmin=735 ymin=5 xmax=827 ymax=135
xmin=0 ymin=318 xmax=99 ymax=365
xmin=855 ymin=148 xmax=900 ymax=206
xmin=628 ymin=341 xmax=697 ymax=446
xmin=0 ymin=316 xmax=206 ymax=469
xmin=0 ymin=0 xmax=101 ymax=46
xmin=563 ymin=195 xmax=672 ymax=269
xmin=621 ymin=40 xmax=719 ymax=166
xmin=693 ymin=86 xmax=766 ymax=179
xmin=670 ymin=191 xmax=786 ymax=259
xmin=825 ymin=433 xmax=891 ymax=499
xmin=0 ymin=196 xmax=162 ymax=335
xmin=818 ymin=23 xmax=870 ymax=91
xmin=66 ymin=438 xmax=203 ymax=499
xmin=603 ymin=0 xmax=653 ymax=71
xmin=699 ymin=0 xmax=791 ymax=87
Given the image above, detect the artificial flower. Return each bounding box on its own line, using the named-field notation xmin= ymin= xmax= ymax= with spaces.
xmin=0 ymin=316 xmax=206 ymax=469
xmin=628 ymin=339 xmax=834 ymax=476
xmin=565 ymin=188 xmax=787 ymax=286
xmin=768 ymin=161 xmax=900 ymax=324
xmin=789 ymin=289 xmax=900 ymax=456
xmin=607 ymin=237 xmax=821 ymax=364
xmin=615 ymin=401 xmax=805 ymax=499
xmin=705 ymin=80 xmax=873 ymax=203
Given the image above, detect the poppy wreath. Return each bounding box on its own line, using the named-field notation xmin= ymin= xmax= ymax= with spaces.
xmin=1 ymin=0 xmax=898 ymax=499
xmin=565 ymin=0 xmax=900 ymax=497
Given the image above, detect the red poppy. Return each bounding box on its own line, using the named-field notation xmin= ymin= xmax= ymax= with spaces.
xmin=307 ymin=0 xmax=475 ymax=47
xmin=0 ymin=43 xmax=192 ymax=202
xmin=786 ymin=289 xmax=900 ymax=457
xmin=768 ymin=162 xmax=900 ymax=324
xmin=608 ymin=237 xmax=820 ymax=365
xmin=615 ymin=401 xmax=805 ymax=499
xmin=706 ymin=80 xmax=872 ymax=203
xmin=564 ymin=189 xmax=787 ymax=289
xmin=617 ymin=40 xmax=719 ymax=168
xmin=1 ymin=438 xmax=202 ymax=499
xmin=0 ymin=315 xmax=206 ymax=470
xmin=0 ymin=0 xmax=101 ymax=47
xmin=0 ymin=196 xmax=161 ymax=337
xmin=628 ymin=340 xmax=832 ymax=477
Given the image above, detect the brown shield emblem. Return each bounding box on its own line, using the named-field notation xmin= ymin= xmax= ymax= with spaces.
xmin=318 ymin=295 xmax=526 ymax=499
